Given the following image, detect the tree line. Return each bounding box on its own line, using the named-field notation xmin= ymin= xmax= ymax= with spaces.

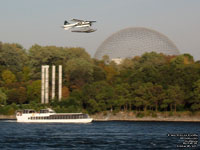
xmin=0 ymin=41 xmax=200 ymax=114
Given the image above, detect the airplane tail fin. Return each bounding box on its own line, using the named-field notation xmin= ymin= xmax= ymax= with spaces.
xmin=64 ymin=20 xmax=68 ymax=25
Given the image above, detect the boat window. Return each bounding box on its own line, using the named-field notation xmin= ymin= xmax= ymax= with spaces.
xmin=22 ymin=109 xmax=35 ymax=114
xmin=29 ymin=110 xmax=35 ymax=113
xmin=83 ymin=114 xmax=88 ymax=118
xmin=40 ymin=109 xmax=49 ymax=113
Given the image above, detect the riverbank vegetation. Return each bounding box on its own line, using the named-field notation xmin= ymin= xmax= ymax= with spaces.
xmin=0 ymin=42 xmax=200 ymax=115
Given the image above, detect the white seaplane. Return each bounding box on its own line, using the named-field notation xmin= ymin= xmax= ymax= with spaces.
xmin=62 ymin=19 xmax=97 ymax=33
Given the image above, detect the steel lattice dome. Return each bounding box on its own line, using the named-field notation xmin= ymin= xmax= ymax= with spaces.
xmin=94 ymin=27 xmax=180 ymax=60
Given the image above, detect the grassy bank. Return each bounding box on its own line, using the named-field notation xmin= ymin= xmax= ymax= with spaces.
xmin=91 ymin=111 xmax=200 ymax=122
xmin=1 ymin=104 xmax=200 ymax=122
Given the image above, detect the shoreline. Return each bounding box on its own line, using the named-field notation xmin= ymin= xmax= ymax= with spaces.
xmin=0 ymin=115 xmax=16 ymax=120
xmin=94 ymin=119 xmax=200 ymax=122
xmin=1 ymin=111 xmax=200 ymax=122
xmin=91 ymin=111 xmax=200 ymax=122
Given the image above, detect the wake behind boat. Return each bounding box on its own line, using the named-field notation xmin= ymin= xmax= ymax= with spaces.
xmin=16 ymin=108 xmax=93 ymax=123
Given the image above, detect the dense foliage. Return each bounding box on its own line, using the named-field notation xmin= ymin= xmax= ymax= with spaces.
xmin=0 ymin=42 xmax=200 ymax=114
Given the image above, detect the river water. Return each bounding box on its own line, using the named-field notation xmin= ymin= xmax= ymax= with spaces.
xmin=0 ymin=120 xmax=199 ymax=149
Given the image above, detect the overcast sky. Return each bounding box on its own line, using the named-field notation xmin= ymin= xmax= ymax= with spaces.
xmin=0 ymin=0 xmax=200 ymax=59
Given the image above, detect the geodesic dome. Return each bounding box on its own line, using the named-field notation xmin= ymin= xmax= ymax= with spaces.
xmin=94 ymin=27 xmax=180 ymax=60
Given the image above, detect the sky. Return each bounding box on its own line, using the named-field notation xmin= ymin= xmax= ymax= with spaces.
xmin=0 ymin=0 xmax=200 ymax=59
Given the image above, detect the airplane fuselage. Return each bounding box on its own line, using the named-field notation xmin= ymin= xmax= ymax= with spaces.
xmin=63 ymin=22 xmax=91 ymax=30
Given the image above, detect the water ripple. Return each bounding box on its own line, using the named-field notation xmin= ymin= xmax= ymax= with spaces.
xmin=0 ymin=121 xmax=199 ymax=149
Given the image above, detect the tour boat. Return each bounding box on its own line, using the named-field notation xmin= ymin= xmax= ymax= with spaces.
xmin=16 ymin=108 xmax=93 ymax=123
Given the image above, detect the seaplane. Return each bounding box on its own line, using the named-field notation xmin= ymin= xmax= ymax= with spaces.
xmin=62 ymin=19 xmax=97 ymax=33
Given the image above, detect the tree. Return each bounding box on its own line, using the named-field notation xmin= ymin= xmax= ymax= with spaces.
xmin=129 ymin=52 xmax=167 ymax=85
xmin=28 ymin=45 xmax=64 ymax=79
xmin=103 ymin=64 xmax=118 ymax=83
xmin=1 ymin=70 xmax=16 ymax=86
xmin=7 ymin=87 xmax=27 ymax=104
xmin=114 ymin=83 xmax=131 ymax=111
xmin=82 ymin=81 xmax=114 ymax=111
xmin=119 ymin=58 xmax=134 ymax=70
xmin=65 ymin=58 xmax=94 ymax=89
xmin=166 ymin=85 xmax=184 ymax=112
xmin=17 ymin=66 xmax=31 ymax=82
xmin=0 ymin=43 xmax=28 ymax=73
xmin=62 ymin=47 xmax=92 ymax=63
xmin=27 ymin=80 xmax=41 ymax=103
xmin=133 ymin=83 xmax=165 ymax=112
xmin=87 ymin=99 xmax=99 ymax=114
xmin=93 ymin=65 xmax=106 ymax=82
xmin=134 ymin=97 xmax=145 ymax=111
xmin=62 ymin=86 xmax=70 ymax=99
xmin=136 ymin=52 xmax=167 ymax=69
xmin=160 ymin=99 xmax=171 ymax=111
xmin=170 ymin=54 xmax=194 ymax=66
xmin=133 ymin=83 xmax=152 ymax=111
xmin=0 ymin=88 xmax=7 ymax=105
xmin=190 ymin=80 xmax=200 ymax=111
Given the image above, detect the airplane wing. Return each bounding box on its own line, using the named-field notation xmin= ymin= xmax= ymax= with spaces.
xmin=71 ymin=19 xmax=96 ymax=23
xmin=86 ymin=20 xmax=96 ymax=23
xmin=71 ymin=19 xmax=84 ymax=22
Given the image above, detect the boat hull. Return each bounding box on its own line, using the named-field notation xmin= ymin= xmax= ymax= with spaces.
xmin=17 ymin=118 xmax=93 ymax=123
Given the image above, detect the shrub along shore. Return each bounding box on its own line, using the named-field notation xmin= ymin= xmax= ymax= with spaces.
xmin=1 ymin=111 xmax=200 ymax=122
xmin=91 ymin=111 xmax=200 ymax=122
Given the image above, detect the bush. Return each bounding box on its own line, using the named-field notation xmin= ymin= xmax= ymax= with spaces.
xmin=112 ymin=107 xmax=120 ymax=115
xmin=168 ymin=111 xmax=174 ymax=117
xmin=151 ymin=112 xmax=157 ymax=118
xmin=0 ymin=105 xmax=16 ymax=115
xmin=136 ymin=112 xmax=145 ymax=118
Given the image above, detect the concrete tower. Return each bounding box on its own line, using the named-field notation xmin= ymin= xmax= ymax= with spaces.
xmin=52 ymin=65 xmax=56 ymax=100
xmin=58 ymin=65 xmax=62 ymax=101
xmin=41 ymin=65 xmax=49 ymax=104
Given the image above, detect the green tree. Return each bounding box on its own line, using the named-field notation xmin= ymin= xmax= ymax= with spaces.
xmin=0 ymin=43 xmax=28 ymax=73
xmin=62 ymin=47 xmax=92 ymax=62
xmin=82 ymin=81 xmax=114 ymax=112
xmin=93 ymin=65 xmax=106 ymax=82
xmin=133 ymin=83 xmax=152 ymax=111
xmin=87 ymin=99 xmax=99 ymax=114
xmin=166 ymin=85 xmax=184 ymax=112
xmin=65 ymin=58 xmax=94 ymax=89
xmin=7 ymin=87 xmax=27 ymax=104
xmin=17 ymin=66 xmax=31 ymax=82
xmin=133 ymin=83 xmax=165 ymax=112
xmin=28 ymin=45 xmax=64 ymax=79
xmin=0 ymin=88 xmax=7 ymax=105
xmin=104 ymin=64 xmax=118 ymax=83
xmin=190 ymin=80 xmax=200 ymax=111
xmin=27 ymin=80 xmax=41 ymax=103
xmin=114 ymin=83 xmax=131 ymax=111
xmin=1 ymin=70 xmax=16 ymax=86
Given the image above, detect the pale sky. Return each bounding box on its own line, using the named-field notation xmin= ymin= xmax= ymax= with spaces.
xmin=0 ymin=0 xmax=200 ymax=59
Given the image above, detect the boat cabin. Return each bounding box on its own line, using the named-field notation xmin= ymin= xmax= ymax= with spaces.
xmin=40 ymin=109 xmax=55 ymax=113
xmin=23 ymin=109 xmax=36 ymax=114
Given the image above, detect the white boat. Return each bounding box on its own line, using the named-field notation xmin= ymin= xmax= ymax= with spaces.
xmin=16 ymin=108 xmax=93 ymax=123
